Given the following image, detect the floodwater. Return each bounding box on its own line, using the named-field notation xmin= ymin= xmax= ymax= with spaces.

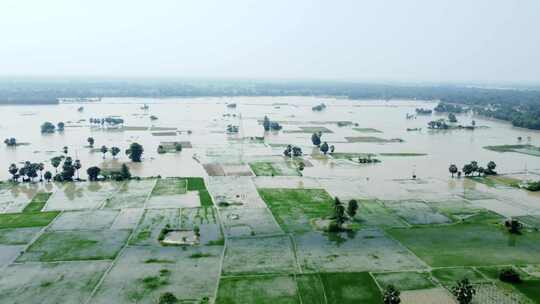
xmin=1 ymin=96 xmax=539 ymax=186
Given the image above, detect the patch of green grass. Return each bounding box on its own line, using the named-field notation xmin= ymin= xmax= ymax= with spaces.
xmin=249 ymin=162 xmax=282 ymax=176
xmin=151 ymin=178 xmax=187 ymax=196
xmin=18 ymin=229 xmax=130 ymax=262
xmin=320 ymin=272 xmax=381 ymax=304
xmin=23 ymin=192 xmax=52 ymax=213
xmin=0 ymin=211 xmax=59 ymax=229
xmin=356 ymin=199 xmax=408 ymax=228
xmin=476 ymin=265 xmax=530 ymax=281
xmin=216 ymin=275 xmax=299 ymax=304
xmin=353 ymin=127 xmax=382 ymax=133
xmin=296 ymin=274 xmax=326 ymax=304
xmin=431 ymin=267 xmax=486 ymax=286
xmin=373 ymin=271 xmax=435 ymax=291
xmin=199 ymin=189 xmax=214 ymax=208
xmin=470 ymin=176 xmax=521 ymax=188
xmin=186 ymin=177 xmax=206 ymax=191
xmin=388 ymin=222 xmax=540 ymax=267
xmin=512 ymin=280 xmax=540 ymax=303
xmin=258 ymin=188 xmax=334 ymax=233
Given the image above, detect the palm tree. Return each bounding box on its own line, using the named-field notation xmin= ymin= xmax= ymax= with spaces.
xmin=100 ymin=145 xmax=108 ymax=159
xmin=320 ymin=142 xmax=329 ymax=155
xmin=87 ymin=137 xmax=95 ymax=148
xmin=470 ymin=161 xmax=478 ymax=175
xmin=8 ymin=163 xmax=18 ymax=181
xmin=110 ymin=146 xmax=120 ymax=159
xmin=383 ymin=285 xmax=401 ymax=304
xmin=449 ymin=164 xmax=458 ymax=178
xmin=63 ymin=146 xmax=68 ymax=155
xmin=74 ymin=159 xmax=82 ymax=180
xmin=38 ymin=163 xmax=45 ymax=181
xmin=451 ymin=279 xmax=476 ymax=304
xmin=51 ymin=157 xmax=62 ymax=173
xmin=44 ymin=171 xmax=52 ymax=182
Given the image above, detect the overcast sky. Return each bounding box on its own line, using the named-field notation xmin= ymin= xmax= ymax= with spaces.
xmin=1 ymin=0 xmax=539 ymax=83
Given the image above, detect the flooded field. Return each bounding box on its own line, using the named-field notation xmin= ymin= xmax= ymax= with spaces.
xmin=1 ymin=97 xmax=540 ymax=303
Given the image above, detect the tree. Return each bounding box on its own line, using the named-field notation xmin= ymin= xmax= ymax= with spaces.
xmin=38 ymin=163 xmax=45 ymax=181
xmin=57 ymin=122 xmax=65 ymax=132
xmin=174 ymin=143 xmax=182 ymax=152
xmin=347 ymin=200 xmax=359 ymax=217
xmin=333 ymin=197 xmax=346 ymax=226
xmin=8 ymin=163 xmax=18 ymax=181
xmin=451 ymin=279 xmax=476 ymax=304
xmin=462 ymin=164 xmax=473 ymax=176
xmin=448 ymin=113 xmax=458 ymax=123
xmin=449 ymin=164 xmax=458 ymax=177
xmin=51 ymin=156 xmax=62 ymax=173
xmin=505 ymin=218 xmax=523 ymax=234
xmin=283 ymin=145 xmax=292 ymax=157
xmin=4 ymin=138 xmax=17 ymax=146
xmin=311 ymin=133 xmax=321 ymax=146
xmin=292 ymin=146 xmax=302 ymax=157
xmin=486 ymin=161 xmax=497 ymax=175
xmin=41 ymin=122 xmax=56 ymax=133
xmin=263 ymin=116 xmax=271 ymax=131
xmin=470 ymin=161 xmax=479 ymax=176
xmin=74 ymin=159 xmax=82 ymax=180
xmin=320 ymin=142 xmax=329 ymax=155
xmin=158 ymin=292 xmax=178 ymax=304
xmin=120 ymin=164 xmax=131 ymax=180
xmin=477 ymin=167 xmax=485 ymax=176
xmin=87 ymin=166 xmax=101 ymax=181
xmin=63 ymin=146 xmax=68 ymax=155
xmin=87 ymin=137 xmax=95 ymax=148
xmin=330 ymin=145 xmax=335 ymax=154
xmin=61 ymin=157 xmax=75 ymax=181
xmin=44 ymin=171 xmax=52 ymax=182
xmin=383 ymin=285 xmax=401 ymax=304
xmin=126 ymin=142 xmax=144 ymax=162
xmin=111 ymin=146 xmax=121 ymax=158
xmin=100 ymin=145 xmax=108 ymax=159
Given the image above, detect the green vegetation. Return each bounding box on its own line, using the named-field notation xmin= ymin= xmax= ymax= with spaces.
xmin=353 ymin=127 xmax=382 ymax=133
xmin=250 ymin=162 xmax=281 ymax=176
xmin=374 ymin=271 xmax=435 ymax=291
xmin=0 ymin=211 xmax=59 ymax=229
xmin=258 ymin=188 xmax=334 ymax=233
xmin=19 ymin=229 xmax=130 ymax=262
xmin=379 ymin=153 xmax=427 ymax=157
xmin=0 ymin=227 xmax=41 ymax=245
xmin=296 ymin=274 xmax=326 ymax=304
xmin=320 ymin=272 xmax=381 ymax=304
xmin=511 ymin=280 xmax=540 ymax=303
xmin=151 ymin=178 xmax=187 ymax=196
xmin=484 ymin=144 xmax=540 ymax=157
xmin=216 ymin=275 xmax=299 ymax=304
xmin=345 ymin=136 xmax=402 ymax=143
xmin=23 ymin=192 xmax=52 ymax=213
xmin=388 ymin=222 xmax=540 ymax=267
xmin=431 ymin=267 xmax=486 ymax=286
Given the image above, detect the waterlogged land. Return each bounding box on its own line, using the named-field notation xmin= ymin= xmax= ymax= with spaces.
xmin=0 ymin=97 xmax=540 ymax=303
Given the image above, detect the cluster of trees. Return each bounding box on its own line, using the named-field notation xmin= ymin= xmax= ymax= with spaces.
xmin=99 ymin=145 xmax=121 ymax=159
xmin=428 ymin=119 xmax=449 ymax=129
xmin=312 ymin=103 xmax=327 ymax=111
xmin=262 ymin=116 xmax=283 ymax=131
xmin=434 ymin=102 xmax=467 ymax=113
xmin=226 ymin=125 xmax=239 ymax=133
xmin=126 ymin=142 xmax=144 ymax=162
xmin=89 ymin=117 xmax=124 ymax=127
xmin=283 ymin=145 xmax=302 ymax=157
xmin=4 ymin=138 xmax=17 ymax=146
xmin=448 ymin=113 xmax=458 ymax=123
xmin=525 ymin=181 xmax=540 ymax=191
xmin=311 ymin=132 xmax=335 ymax=155
xmin=328 ymin=198 xmax=358 ymax=232
xmin=40 ymin=121 xmax=64 ymax=133
xmin=449 ymin=161 xmax=497 ymax=178
xmin=8 ymin=162 xmax=47 ymax=182
xmin=415 ymin=108 xmax=432 ymax=115
xmin=87 ymin=164 xmax=131 ymax=181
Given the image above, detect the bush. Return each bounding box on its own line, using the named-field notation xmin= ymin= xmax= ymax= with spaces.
xmin=158 ymin=292 xmax=178 ymax=304
xmin=499 ymin=268 xmax=521 ymax=283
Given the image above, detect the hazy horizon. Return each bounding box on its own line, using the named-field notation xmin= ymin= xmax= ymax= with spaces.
xmin=2 ymin=0 xmax=540 ymax=83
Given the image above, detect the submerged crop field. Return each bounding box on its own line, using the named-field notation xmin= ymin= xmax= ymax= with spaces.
xmin=1 ymin=97 xmax=540 ymax=303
